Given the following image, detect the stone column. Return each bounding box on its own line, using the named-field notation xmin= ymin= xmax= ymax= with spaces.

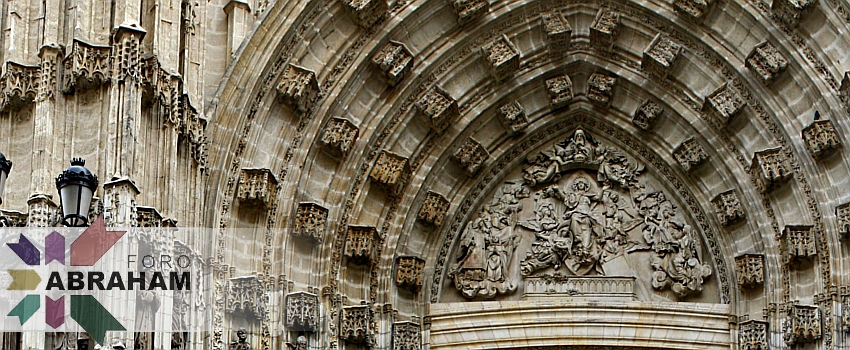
xmin=106 ymin=26 xmax=146 ymax=179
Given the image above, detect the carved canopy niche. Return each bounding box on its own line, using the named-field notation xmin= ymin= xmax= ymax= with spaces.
xmin=440 ymin=125 xmax=720 ymax=303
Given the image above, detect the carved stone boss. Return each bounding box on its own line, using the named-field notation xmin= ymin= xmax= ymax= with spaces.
xmin=344 ymin=225 xmax=379 ymax=265
xmin=372 ymin=41 xmax=413 ymax=87
xmin=482 ymin=34 xmax=520 ymax=82
xmin=587 ymin=73 xmax=617 ymax=107
xmin=590 ymin=9 xmax=620 ymax=51
xmin=341 ymin=0 xmax=387 ymax=29
xmin=802 ymin=114 xmax=842 ymax=159
xmin=541 ymin=11 xmax=571 ymax=55
xmin=293 ymin=202 xmax=328 ymax=242
xmin=643 ymin=34 xmax=682 ymax=78
xmin=369 ymin=150 xmax=411 ymax=194
xmin=546 ymin=75 xmax=574 ymax=109
xmin=704 ymin=83 xmax=746 ymax=125
xmin=780 ymin=225 xmax=816 ymax=265
xmin=784 ymin=304 xmax=821 ymax=346
xmin=340 ymin=305 xmax=372 ymax=344
xmin=746 ymin=42 xmax=788 ymax=86
xmin=418 ymin=191 xmax=450 ymax=226
xmin=227 ymin=276 xmax=267 ymax=319
xmin=448 ymin=0 xmax=489 ymax=25
xmin=415 ymin=86 xmax=458 ymax=133
xmin=772 ymin=0 xmax=817 ymax=28
xmin=673 ymin=138 xmax=708 ymax=172
xmin=711 ymin=190 xmax=745 ymax=226
xmin=277 ymin=64 xmax=320 ymax=113
xmin=735 ymin=254 xmax=764 ymax=289
xmin=453 ymin=137 xmax=489 ymax=175
xmin=750 ymin=148 xmax=792 ymax=193
xmin=237 ymin=168 xmax=279 ymax=209
xmin=321 ymin=117 xmax=360 ymax=157
xmin=392 ymin=321 xmax=421 ymax=350
xmin=396 ymin=256 xmax=426 ymax=292
xmin=836 ymin=202 xmax=850 ymax=240
xmin=633 ymin=99 xmax=663 ymax=130
xmin=675 ymin=0 xmax=716 ymax=20
xmin=285 ymin=292 xmax=319 ymax=332
xmin=498 ymin=100 xmax=528 ymax=135
xmin=739 ymin=319 xmax=769 ymax=350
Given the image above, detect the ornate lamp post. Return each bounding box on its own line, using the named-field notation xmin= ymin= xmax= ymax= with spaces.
xmin=55 ymin=158 xmax=98 ymax=227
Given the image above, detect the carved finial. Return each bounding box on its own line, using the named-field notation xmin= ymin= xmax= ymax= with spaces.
xmin=71 ymin=158 xmax=85 ymax=166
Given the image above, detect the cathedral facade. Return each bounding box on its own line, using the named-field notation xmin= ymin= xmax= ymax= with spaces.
xmin=1 ymin=0 xmax=850 ymax=348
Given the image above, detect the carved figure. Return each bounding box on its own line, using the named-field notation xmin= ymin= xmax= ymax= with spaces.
xmin=229 ymin=329 xmax=251 ymax=350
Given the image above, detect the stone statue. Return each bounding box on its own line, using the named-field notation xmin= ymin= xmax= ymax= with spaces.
xmin=285 ymin=336 xmax=307 ymax=350
xmin=229 ymin=329 xmax=251 ymax=350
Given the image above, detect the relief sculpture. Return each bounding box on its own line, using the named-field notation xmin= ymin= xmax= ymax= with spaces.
xmin=450 ymin=129 xmax=713 ymax=300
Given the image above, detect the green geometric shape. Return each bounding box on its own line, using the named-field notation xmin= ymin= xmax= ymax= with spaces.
xmin=7 ymin=295 xmax=40 ymax=325
xmin=70 ymin=295 xmax=125 ymax=346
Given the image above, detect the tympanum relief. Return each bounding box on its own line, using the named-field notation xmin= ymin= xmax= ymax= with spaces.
xmin=447 ymin=129 xmax=715 ymax=302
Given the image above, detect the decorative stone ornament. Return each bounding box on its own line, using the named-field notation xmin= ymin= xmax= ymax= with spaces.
xmin=633 ymin=99 xmax=663 ymax=130
xmin=452 ymin=137 xmax=489 ymax=175
xmin=746 ymin=42 xmax=788 ymax=86
xmin=293 ymin=202 xmax=328 ymax=242
xmin=772 ymin=0 xmax=817 ymax=28
xmin=675 ymin=0 xmax=715 ymax=20
xmin=780 ymin=225 xmax=816 ymax=265
xmin=704 ymin=83 xmax=746 ymax=125
xmin=392 ymin=321 xmax=421 ymax=350
xmin=711 ymin=190 xmax=745 ymax=226
xmin=590 ymin=9 xmax=620 ymax=51
xmin=341 ymin=0 xmax=387 ymax=29
xmin=673 ymin=138 xmax=708 ymax=172
xmin=341 ymin=305 xmax=373 ymax=344
xmin=372 ymin=41 xmax=414 ymax=87
xmin=836 ymin=202 xmax=850 ymax=239
xmin=739 ymin=320 xmax=769 ymax=350
xmin=643 ymin=34 xmax=682 ymax=78
xmin=369 ymin=150 xmax=411 ymax=194
xmin=62 ymin=39 xmax=111 ymax=94
xmin=545 ymin=75 xmax=574 ymax=109
xmin=0 ymin=62 xmax=39 ymax=112
xmin=396 ymin=255 xmax=426 ymax=292
xmin=277 ymin=64 xmax=320 ymax=113
xmin=320 ymin=117 xmax=360 ymax=158
xmin=227 ymin=276 xmax=267 ymax=319
xmin=784 ymin=305 xmax=822 ymax=345
xmin=482 ymin=34 xmax=520 ymax=82
xmin=418 ymin=191 xmax=450 ymax=226
xmin=285 ymin=292 xmax=319 ymax=332
xmin=541 ymin=11 xmax=571 ymax=55
xmin=497 ymin=100 xmax=528 ymax=135
xmin=344 ymin=225 xmax=379 ymax=265
xmin=750 ymin=148 xmax=792 ymax=193
xmin=802 ymin=112 xmax=842 ymax=159
xmin=415 ymin=86 xmax=458 ymax=133
xmin=448 ymin=0 xmax=488 ymax=26
xmin=735 ymin=254 xmax=765 ymax=289
xmin=237 ymin=168 xmax=278 ymax=209
xmin=587 ymin=73 xmax=617 ymax=107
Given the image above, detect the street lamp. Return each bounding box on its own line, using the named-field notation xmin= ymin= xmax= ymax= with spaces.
xmin=55 ymin=158 xmax=98 ymax=227
xmin=0 ymin=151 xmax=11 ymax=206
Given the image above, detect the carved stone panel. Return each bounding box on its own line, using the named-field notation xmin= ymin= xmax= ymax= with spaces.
xmin=392 ymin=321 xmax=421 ymax=350
xmin=344 ymin=225 xmax=379 ymax=265
xmin=415 ymin=86 xmax=458 ymax=133
xmin=735 ymin=254 xmax=764 ymax=289
xmin=482 ymin=35 xmax=520 ymax=82
xmin=673 ymin=138 xmax=708 ymax=172
xmin=784 ymin=305 xmax=821 ymax=345
xmin=227 ymin=276 xmax=267 ymax=319
xmin=711 ymin=190 xmax=745 ymax=226
xmin=541 ymin=11 xmax=571 ymax=55
xmin=237 ymin=168 xmax=279 ymax=209
xmin=293 ymin=202 xmax=328 ymax=242
xmin=341 ymin=305 xmax=373 ymax=344
xmin=62 ymin=39 xmax=111 ymax=94
xmin=837 ymin=202 xmax=850 ymax=240
xmin=136 ymin=206 xmax=163 ymax=227
xmin=642 ymin=34 xmax=682 ymax=78
xmin=590 ymin=9 xmax=620 ymax=51
xmin=320 ymin=117 xmax=360 ymax=157
xmin=285 ymin=292 xmax=319 ymax=332
xmin=546 ymin=75 xmax=574 ymax=109
xmin=803 ymin=116 xmax=842 ymax=159
xmin=746 ymin=42 xmax=788 ymax=86
xmin=772 ymin=0 xmax=817 ymax=28
xmin=396 ymin=256 xmax=426 ymax=292
xmin=675 ymin=0 xmax=715 ymax=20
xmin=704 ymin=83 xmax=746 ymax=124
xmin=448 ymin=0 xmax=489 ymax=25
xmin=739 ymin=320 xmax=769 ymax=350
xmin=0 ymin=61 xmax=39 ymax=112
xmin=341 ymin=0 xmax=387 ymax=28
xmin=372 ymin=41 xmax=414 ymax=86
xmin=277 ymin=64 xmax=320 ymax=113
xmin=418 ymin=191 xmax=450 ymax=226
xmin=453 ymin=137 xmax=489 ymax=175
xmin=369 ymin=150 xmax=411 ymax=194
xmin=750 ymin=148 xmax=792 ymax=193
xmin=780 ymin=225 xmax=816 ymax=265
xmin=587 ymin=73 xmax=617 ymax=107
xmin=633 ymin=99 xmax=663 ymax=130
xmin=498 ymin=100 xmax=528 ymax=135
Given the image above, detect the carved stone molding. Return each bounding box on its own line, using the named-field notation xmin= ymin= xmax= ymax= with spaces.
xmin=590 ymin=9 xmax=620 ymax=51
xmin=415 ymin=86 xmax=458 ymax=133
xmin=784 ymin=304 xmax=821 ymax=345
xmin=739 ymin=320 xmax=769 ymax=350
xmin=293 ymin=202 xmax=328 ymax=242
xmin=285 ymin=292 xmax=319 ymax=332
xmin=369 ymin=150 xmax=411 ymax=194
xmin=453 ymin=137 xmax=489 ymax=175
xmin=277 ymin=64 xmax=320 ymax=113
xmin=633 ymin=99 xmax=663 ymax=130
xmin=320 ymin=117 xmax=360 ymax=158
xmin=112 ymin=26 xmax=144 ymax=84
xmin=341 ymin=305 xmax=373 ymax=344
xmin=837 ymin=203 xmax=850 ymax=240
xmin=392 ymin=321 xmax=421 ymax=350
xmin=418 ymin=192 xmax=450 ymax=227
xmin=780 ymin=225 xmax=816 ymax=265
xmin=802 ymin=115 xmax=842 ymax=159
xmin=136 ymin=206 xmax=163 ymax=227
xmin=498 ymin=100 xmax=528 ymax=135
xmin=746 ymin=42 xmax=788 ymax=86
xmin=675 ymin=0 xmax=715 ymax=20
xmin=546 ymin=75 xmax=574 ymax=109
xmin=237 ymin=168 xmax=278 ymax=209
xmin=482 ymin=34 xmax=520 ymax=82
xmin=642 ymin=34 xmax=682 ymax=78
xmin=0 ymin=209 xmax=27 ymax=227
xmin=541 ymin=11 xmax=571 ymax=55
xmin=772 ymin=0 xmax=817 ymax=28
xmin=750 ymin=148 xmax=792 ymax=193
xmin=711 ymin=190 xmax=745 ymax=226
xmin=0 ymin=61 xmax=39 ymax=112
xmin=525 ymin=275 xmax=636 ymax=300
xmin=448 ymin=0 xmax=488 ymax=25
xmin=587 ymin=73 xmax=617 ymax=107
xmin=344 ymin=225 xmax=379 ymax=265
xmin=341 ymin=0 xmax=387 ymax=28
xmin=372 ymin=41 xmax=413 ymax=87
xmin=396 ymin=256 xmax=426 ymax=292
xmin=62 ymin=39 xmax=111 ymax=94
xmin=673 ymin=138 xmax=708 ymax=172
xmin=735 ymin=254 xmax=764 ymax=289
xmin=227 ymin=276 xmax=267 ymax=319
xmin=704 ymin=83 xmax=746 ymax=124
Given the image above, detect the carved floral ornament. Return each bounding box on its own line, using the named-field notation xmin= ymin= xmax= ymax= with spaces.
xmin=448 ymin=129 xmax=713 ymax=300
